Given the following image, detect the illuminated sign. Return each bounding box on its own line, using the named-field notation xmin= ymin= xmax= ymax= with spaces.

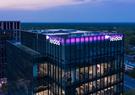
xmin=105 ymin=35 xmax=123 ymax=41
xmin=110 ymin=36 xmax=123 ymax=41
xmin=105 ymin=35 xmax=110 ymax=39
xmin=46 ymin=34 xmax=123 ymax=45
xmin=46 ymin=35 xmax=61 ymax=45
xmin=49 ymin=39 xmax=60 ymax=45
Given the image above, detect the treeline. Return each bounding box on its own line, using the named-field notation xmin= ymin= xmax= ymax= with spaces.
xmin=21 ymin=23 xmax=135 ymax=31
xmin=124 ymin=31 xmax=135 ymax=55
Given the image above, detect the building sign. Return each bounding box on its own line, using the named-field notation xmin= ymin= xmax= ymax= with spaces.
xmin=110 ymin=36 xmax=123 ymax=41
xmin=46 ymin=35 xmax=123 ymax=45
xmin=105 ymin=35 xmax=123 ymax=41
xmin=46 ymin=35 xmax=61 ymax=45
xmin=49 ymin=39 xmax=60 ymax=45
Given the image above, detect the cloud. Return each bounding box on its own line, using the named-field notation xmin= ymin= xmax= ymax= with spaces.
xmin=0 ymin=0 xmax=92 ymax=10
xmin=0 ymin=0 xmax=134 ymax=10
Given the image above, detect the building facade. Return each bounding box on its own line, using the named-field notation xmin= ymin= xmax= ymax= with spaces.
xmin=7 ymin=41 xmax=47 ymax=95
xmin=0 ymin=21 xmax=20 ymax=94
xmin=44 ymin=30 xmax=124 ymax=95
xmin=7 ymin=29 xmax=124 ymax=95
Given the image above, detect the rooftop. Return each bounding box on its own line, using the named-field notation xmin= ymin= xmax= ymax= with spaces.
xmin=26 ymin=29 xmax=123 ymax=45
xmin=28 ymin=29 xmax=122 ymax=37
xmin=13 ymin=42 xmax=40 ymax=57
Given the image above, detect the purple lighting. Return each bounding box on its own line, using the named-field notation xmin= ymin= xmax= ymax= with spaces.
xmin=98 ymin=36 xmax=100 ymax=40
xmin=61 ymin=39 xmax=64 ymax=44
xmin=71 ymin=38 xmax=75 ymax=43
xmin=89 ymin=37 xmax=92 ymax=42
xmin=64 ymin=34 xmax=122 ymax=45
xmin=66 ymin=39 xmax=70 ymax=44
xmin=94 ymin=36 xmax=97 ymax=41
xmin=76 ymin=38 xmax=80 ymax=43
xmin=101 ymin=36 xmax=104 ymax=40
xmin=81 ymin=37 xmax=84 ymax=42
xmin=85 ymin=37 xmax=89 ymax=42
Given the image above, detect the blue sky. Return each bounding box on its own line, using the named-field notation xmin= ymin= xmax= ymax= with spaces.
xmin=0 ymin=0 xmax=135 ymax=22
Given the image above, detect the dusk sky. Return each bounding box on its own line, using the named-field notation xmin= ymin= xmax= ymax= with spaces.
xmin=0 ymin=0 xmax=135 ymax=22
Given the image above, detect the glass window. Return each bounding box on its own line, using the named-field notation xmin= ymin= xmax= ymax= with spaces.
xmin=97 ymin=79 xmax=101 ymax=89
xmin=62 ymin=70 xmax=71 ymax=85
xmin=93 ymin=65 xmax=96 ymax=78
xmin=97 ymin=64 xmax=101 ymax=77
xmin=89 ymin=66 xmax=93 ymax=79
xmin=38 ymin=63 xmax=48 ymax=77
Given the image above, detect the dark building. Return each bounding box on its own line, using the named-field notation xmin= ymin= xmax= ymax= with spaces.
xmin=7 ymin=29 xmax=124 ymax=95
xmin=7 ymin=41 xmax=47 ymax=95
xmin=21 ymin=30 xmax=39 ymax=51
xmin=0 ymin=21 xmax=20 ymax=93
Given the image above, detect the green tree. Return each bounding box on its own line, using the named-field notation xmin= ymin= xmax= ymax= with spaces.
xmin=129 ymin=36 xmax=135 ymax=45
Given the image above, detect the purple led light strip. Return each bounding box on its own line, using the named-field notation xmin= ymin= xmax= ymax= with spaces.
xmin=65 ymin=35 xmax=105 ymax=44
xmin=47 ymin=34 xmax=123 ymax=45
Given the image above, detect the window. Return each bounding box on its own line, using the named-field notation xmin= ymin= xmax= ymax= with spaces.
xmin=38 ymin=63 xmax=48 ymax=77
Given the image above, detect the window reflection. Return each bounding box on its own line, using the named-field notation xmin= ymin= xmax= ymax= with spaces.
xmin=38 ymin=63 xmax=48 ymax=77
xmin=43 ymin=61 xmax=123 ymax=95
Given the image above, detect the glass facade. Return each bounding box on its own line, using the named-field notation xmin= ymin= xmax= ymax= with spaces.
xmin=44 ymin=34 xmax=124 ymax=95
xmin=8 ymin=29 xmax=124 ymax=95
xmin=0 ymin=21 xmax=20 ymax=94
xmin=34 ymin=30 xmax=124 ymax=95
xmin=7 ymin=41 xmax=46 ymax=95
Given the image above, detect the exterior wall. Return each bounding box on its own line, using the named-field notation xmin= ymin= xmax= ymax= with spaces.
xmin=0 ymin=21 xmax=20 ymax=80
xmin=7 ymin=42 xmax=33 ymax=95
xmin=6 ymin=41 xmax=47 ymax=95
xmin=0 ymin=40 xmax=6 ymax=78
xmin=21 ymin=31 xmax=51 ymax=94
xmin=45 ymin=35 xmax=124 ymax=95
xmin=21 ymin=31 xmax=47 ymax=56
xmin=0 ymin=21 xmax=20 ymax=30
xmin=21 ymin=31 xmax=38 ymax=51
xmin=38 ymin=34 xmax=47 ymax=56
xmin=9 ymin=30 xmax=124 ymax=95
xmin=0 ymin=21 xmax=21 ymax=41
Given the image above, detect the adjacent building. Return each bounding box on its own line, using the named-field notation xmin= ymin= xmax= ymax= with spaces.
xmin=7 ymin=29 xmax=124 ymax=95
xmin=7 ymin=41 xmax=47 ymax=95
xmin=0 ymin=21 xmax=20 ymax=80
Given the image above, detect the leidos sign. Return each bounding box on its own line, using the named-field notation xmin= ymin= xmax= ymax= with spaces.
xmin=105 ymin=35 xmax=123 ymax=41
xmin=110 ymin=36 xmax=123 ymax=41
xmin=46 ymin=34 xmax=123 ymax=45
xmin=49 ymin=39 xmax=60 ymax=45
xmin=46 ymin=36 xmax=61 ymax=45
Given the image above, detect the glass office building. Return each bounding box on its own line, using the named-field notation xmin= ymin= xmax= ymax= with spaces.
xmin=8 ymin=29 xmax=124 ymax=95
xmin=43 ymin=30 xmax=124 ymax=95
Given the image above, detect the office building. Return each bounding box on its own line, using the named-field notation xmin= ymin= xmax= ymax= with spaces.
xmin=7 ymin=41 xmax=47 ymax=95
xmin=0 ymin=21 xmax=20 ymax=93
xmin=7 ymin=29 xmax=124 ymax=95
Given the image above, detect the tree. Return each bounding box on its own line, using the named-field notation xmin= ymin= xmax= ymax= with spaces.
xmin=129 ymin=36 xmax=135 ymax=46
